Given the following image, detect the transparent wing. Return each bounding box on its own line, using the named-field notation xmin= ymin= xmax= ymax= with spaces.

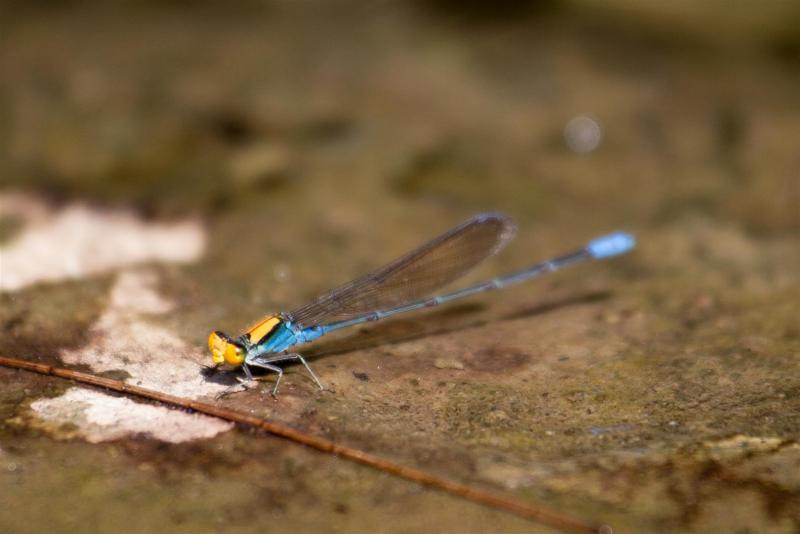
xmin=286 ymin=213 xmax=517 ymax=328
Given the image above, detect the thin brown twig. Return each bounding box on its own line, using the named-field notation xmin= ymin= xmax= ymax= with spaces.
xmin=0 ymin=355 xmax=609 ymax=534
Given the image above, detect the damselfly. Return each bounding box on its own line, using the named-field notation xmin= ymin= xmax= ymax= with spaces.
xmin=209 ymin=213 xmax=635 ymax=395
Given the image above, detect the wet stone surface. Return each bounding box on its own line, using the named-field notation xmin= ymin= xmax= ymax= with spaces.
xmin=1 ymin=2 xmax=800 ymax=533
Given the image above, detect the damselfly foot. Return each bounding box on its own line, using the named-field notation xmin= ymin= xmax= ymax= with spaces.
xmin=215 ymin=376 xmax=254 ymax=399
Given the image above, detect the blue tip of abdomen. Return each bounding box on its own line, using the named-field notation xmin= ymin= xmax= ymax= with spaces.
xmin=586 ymin=231 xmax=636 ymax=259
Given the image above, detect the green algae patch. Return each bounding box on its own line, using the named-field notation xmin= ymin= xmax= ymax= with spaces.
xmin=0 ymin=277 xmax=111 ymax=365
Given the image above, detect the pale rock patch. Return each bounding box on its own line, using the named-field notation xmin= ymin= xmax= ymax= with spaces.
xmin=2 ymin=194 xmax=233 ymax=442
xmin=33 ymin=270 xmax=233 ymax=442
xmin=30 ymin=388 xmax=231 ymax=443
xmin=0 ymin=193 xmax=204 ymax=291
xmin=61 ymin=270 xmax=226 ymax=398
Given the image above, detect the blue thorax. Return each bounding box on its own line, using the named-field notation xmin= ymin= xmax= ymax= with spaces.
xmin=246 ymin=320 xmax=325 ymax=359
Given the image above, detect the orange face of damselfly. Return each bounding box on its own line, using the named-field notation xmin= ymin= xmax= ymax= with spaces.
xmin=208 ymin=331 xmax=245 ymax=366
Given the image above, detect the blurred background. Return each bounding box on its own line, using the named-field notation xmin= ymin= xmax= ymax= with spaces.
xmin=1 ymin=1 xmax=799 ymax=533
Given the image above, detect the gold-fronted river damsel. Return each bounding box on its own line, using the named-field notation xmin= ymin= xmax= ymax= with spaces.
xmin=209 ymin=213 xmax=635 ymax=396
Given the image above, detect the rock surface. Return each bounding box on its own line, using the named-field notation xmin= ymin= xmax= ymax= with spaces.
xmin=1 ymin=2 xmax=799 ymax=533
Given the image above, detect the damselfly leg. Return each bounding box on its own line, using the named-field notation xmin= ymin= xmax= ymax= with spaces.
xmin=248 ymin=352 xmax=324 ymax=395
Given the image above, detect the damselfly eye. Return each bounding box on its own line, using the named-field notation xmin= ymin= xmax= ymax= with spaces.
xmin=223 ymin=343 xmax=245 ymax=365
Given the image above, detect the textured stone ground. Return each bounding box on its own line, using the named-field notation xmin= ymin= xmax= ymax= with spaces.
xmin=1 ymin=2 xmax=799 ymax=533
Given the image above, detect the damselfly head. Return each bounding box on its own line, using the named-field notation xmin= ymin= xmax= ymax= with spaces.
xmin=208 ymin=331 xmax=245 ymax=366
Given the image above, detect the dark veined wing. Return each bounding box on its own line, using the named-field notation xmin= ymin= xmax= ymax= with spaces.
xmin=286 ymin=213 xmax=517 ymax=328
